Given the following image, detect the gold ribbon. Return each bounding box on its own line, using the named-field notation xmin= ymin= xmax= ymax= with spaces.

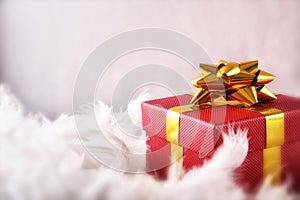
xmin=251 ymin=107 xmax=284 ymax=185
xmin=166 ymin=105 xmax=196 ymax=164
xmin=166 ymin=60 xmax=284 ymax=185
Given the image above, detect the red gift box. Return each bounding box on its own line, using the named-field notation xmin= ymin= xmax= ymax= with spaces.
xmin=142 ymin=94 xmax=300 ymax=192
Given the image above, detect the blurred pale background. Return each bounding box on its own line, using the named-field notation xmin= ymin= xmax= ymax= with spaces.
xmin=0 ymin=0 xmax=299 ymax=118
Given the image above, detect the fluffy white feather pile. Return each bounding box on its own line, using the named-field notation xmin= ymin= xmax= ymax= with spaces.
xmin=0 ymin=85 xmax=297 ymax=200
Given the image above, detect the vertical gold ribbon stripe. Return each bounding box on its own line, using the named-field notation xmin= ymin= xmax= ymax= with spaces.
xmin=258 ymin=108 xmax=284 ymax=148
xmin=166 ymin=107 xmax=181 ymax=144
xmin=166 ymin=105 xmax=195 ymax=162
xmin=170 ymin=143 xmax=184 ymax=165
xmin=263 ymin=146 xmax=281 ymax=185
xmin=166 ymin=105 xmax=195 ymax=144
xmin=250 ymin=107 xmax=284 ymax=185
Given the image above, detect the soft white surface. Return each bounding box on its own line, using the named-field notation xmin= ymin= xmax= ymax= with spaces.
xmin=0 ymin=85 xmax=297 ymax=200
xmin=0 ymin=0 xmax=300 ymax=118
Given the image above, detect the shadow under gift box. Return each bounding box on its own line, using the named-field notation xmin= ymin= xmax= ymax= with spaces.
xmin=141 ymin=94 xmax=300 ymax=192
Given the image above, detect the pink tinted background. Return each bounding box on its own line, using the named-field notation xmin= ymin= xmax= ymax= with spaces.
xmin=0 ymin=0 xmax=299 ymax=118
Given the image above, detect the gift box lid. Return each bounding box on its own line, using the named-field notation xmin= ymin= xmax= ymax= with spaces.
xmin=142 ymin=94 xmax=300 ymax=154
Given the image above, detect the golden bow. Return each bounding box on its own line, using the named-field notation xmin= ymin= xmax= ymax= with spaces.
xmin=190 ymin=60 xmax=277 ymax=107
